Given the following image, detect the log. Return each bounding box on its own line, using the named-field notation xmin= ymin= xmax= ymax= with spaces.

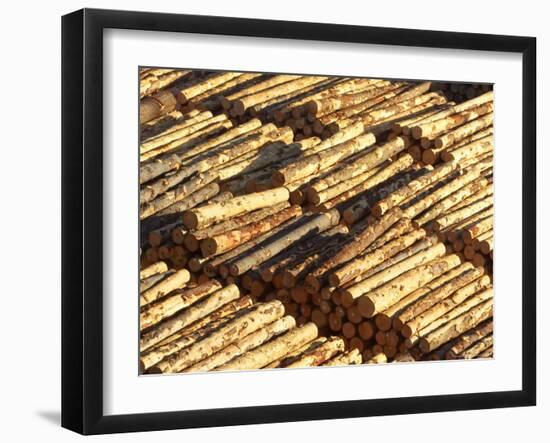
xmin=400 ymin=271 xmax=489 ymax=338
xmin=286 ymin=337 xmax=345 ymax=368
xmin=324 ymin=349 xmax=362 ymax=366
xmin=185 ymin=316 xmax=296 ymax=372
xmin=418 ymin=297 xmax=493 ymax=353
xmin=305 ymin=208 xmax=403 ymax=293
xmin=432 ymin=195 xmax=493 ymax=232
xmin=391 ymin=262 xmax=473 ymax=330
xmin=183 ymin=202 xmax=290 ymax=251
xmin=183 ymin=187 xmax=290 ymax=230
xmin=153 ymin=183 xmax=220 ymax=218
xmin=414 ymin=178 xmax=489 ymax=227
xmin=341 ymin=241 xmax=447 ymax=306
xmin=366 ymin=353 xmax=387 ymax=364
xmin=356 ymin=254 xmax=463 ymax=318
xmin=215 ymin=323 xmax=319 ymax=371
xmin=176 ymin=72 xmax=242 ymax=104
xmin=139 ymin=284 xmax=240 ymax=351
xmin=151 ymin=300 xmax=286 ymax=373
xmin=228 ymin=210 xmax=341 ymax=276
xmin=432 ymin=113 xmax=493 ymax=149
xmin=139 ymin=269 xmax=191 ymax=307
xmin=140 ymin=270 xmax=174 ymax=293
xmin=446 ymin=319 xmax=493 ymax=359
xmin=272 ymin=133 xmax=377 ymax=186
xmin=403 ymin=165 xmax=483 ymax=219
xmin=200 ymin=205 xmax=302 ymax=257
xmin=140 ymin=261 xmax=168 ymax=280
xmin=371 ymin=161 xmax=459 ymax=217
xmin=140 ymin=280 xmax=223 ymax=331
xmin=140 ymin=89 xmax=178 ymax=124
xmin=460 ymin=334 xmax=493 ymax=359
xmin=329 ymin=228 xmax=427 ymax=287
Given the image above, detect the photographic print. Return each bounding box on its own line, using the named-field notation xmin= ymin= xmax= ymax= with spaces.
xmin=138 ymin=68 xmax=494 ymax=375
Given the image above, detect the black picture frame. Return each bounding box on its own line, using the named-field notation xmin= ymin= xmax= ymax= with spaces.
xmin=61 ymin=8 xmax=537 ymax=435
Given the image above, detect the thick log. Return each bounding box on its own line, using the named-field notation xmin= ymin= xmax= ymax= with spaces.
xmin=183 ymin=187 xmax=290 ymax=230
xmin=140 ymin=270 xmax=174 ymax=293
xmin=356 ymin=254 xmax=463 ymax=318
xmin=228 ymin=210 xmax=341 ymax=276
xmin=185 ymin=316 xmax=296 ymax=372
xmin=139 ymin=284 xmax=240 ymax=351
xmin=140 ymin=280 xmax=223 ymax=331
xmin=140 ymin=261 xmax=168 ymax=280
xmin=221 ymin=75 xmax=301 ymax=108
xmin=418 ymin=297 xmax=493 ymax=353
xmin=462 ymin=215 xmax=494 ymax=244
xmin=200 ymin=205 xmax=302 ymax=257
xmin=151 ymin=300 xmax=286 ymax=373
xmin=139 ymin=269 xmax=191 ymax=307
xmin=286 ymin=337 xmax=345 ymax=368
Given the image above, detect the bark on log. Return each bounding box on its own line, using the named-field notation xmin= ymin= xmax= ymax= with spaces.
xmin=200 ymin=205 xmax=302 ymax=257
xmin=324 ymin=348 xmax=362 ymax=366
xmin=446 ymin=319 xmax=493 ymax=359
xmin=432 ymin=113 xmax=493 ymax=150
xmin=329 ymin=228 xmax=426 ymax=287
xmin=341 ymin=241 xmax=446 ymax=306
xmin=272 ymin=133 xmax=377 ymax=186
xmin=184 ymin=202 xmax=289 ymax=251
xmin=183 ymin=187 xmax=290 ymax=230
xmin=286 ymin=337 xmax=345 ymax=368
xmin=388 ymin=262 xmax=473 ymax=330
xmin=151 ymin=300 xmax=286 ymax=373
xmin=418 ymin=296 xmax=493 ymax=353
xmin=305 ymin=208 xmax=402 ymax=293
xmin=215 ymin=323 xmax=319 ymax=371
xmin=140 ymin=261 xmax=168 ymax=280
xmin=139 ymin=269 xmax=191 ymax=307
xmin=140 ymin=89 xmax=178 ymax=124
xmin=356 ymin=254 xmax=463 ymax=318
xmin=140 ymin=284 xmax=240 ymax=351
xmin=185 ymin=316 xmax=296 ymax=372
xmin=228 ymin=210 xmax=341 ymax=276
xmin=400 ymin=271 xmax=489 ymax=338
xmin=153 ymin=183 xmax=220 ymax=218
xmin=432 ymin=195 xmax=493 ymax=232
xmin=176 ymin=72 xmax=242 ymax=104
xmin=140 ymin=280 xmax=223 ymax=331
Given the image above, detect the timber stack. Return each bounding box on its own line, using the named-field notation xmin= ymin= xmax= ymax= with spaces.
xmin=139 ymin=67 xmax=495 ymax=370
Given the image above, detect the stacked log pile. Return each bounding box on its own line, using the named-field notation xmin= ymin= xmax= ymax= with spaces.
xmin=139 ymin=68 xmax=495 ymax=370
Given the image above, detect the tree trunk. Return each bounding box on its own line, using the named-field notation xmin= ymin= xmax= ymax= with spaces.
xmin=324 ymin=348 xmax=362 ymax=366
xmin=140 ymin=261 xmax=168 ymax=280
xmin=286 ymin=337 xmax=345 ymax=368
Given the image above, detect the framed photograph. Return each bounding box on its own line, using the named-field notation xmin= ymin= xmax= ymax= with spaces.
xmin=62 ymin=8 xmax=536 ymax=435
